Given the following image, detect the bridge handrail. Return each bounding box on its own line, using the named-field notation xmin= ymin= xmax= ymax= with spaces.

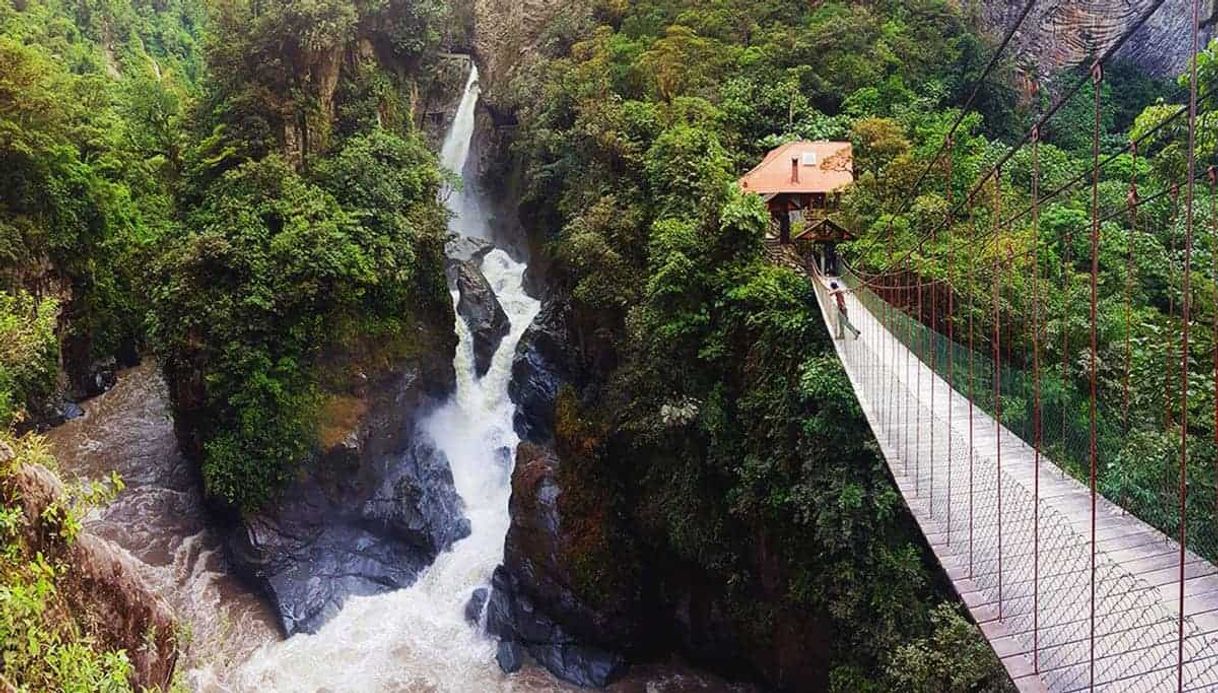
xmin=833 ymin=266 xmax=1218 ymax=563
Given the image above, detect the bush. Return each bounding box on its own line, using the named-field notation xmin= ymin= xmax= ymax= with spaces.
xmin=0 ymin=434 xmax=134 ymax=693
xmin=0 ymin=291 xmax=60 ymax=429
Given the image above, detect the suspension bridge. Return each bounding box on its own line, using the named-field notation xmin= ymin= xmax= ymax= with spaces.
xmin=772 ymin=0 xmax=1218 ymax=690
xmin=807 ymin=265 xmax=1218 ymax=691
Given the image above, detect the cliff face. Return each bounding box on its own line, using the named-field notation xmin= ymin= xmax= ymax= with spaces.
xmin=981 ymin=0 xmax=1216 ymax=78
xmin=472 ymin=0 xmax=589 ymax=107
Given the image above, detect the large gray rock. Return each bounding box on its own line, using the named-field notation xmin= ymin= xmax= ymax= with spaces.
xmin=456 ymin=260 xmax=511 ymax=378
xmin=487 ymin=567 xmax=628 ymax=688
xmin=227 ymin=428 xmax=470 ymax=635
xmin=484 ymin=443 xmax=634 ymax=688
xmin=446 ymin=236 xmax=496 ymax=266
xmin=222 ymin=357 xmax=466 ymax=637
xmin=508 ymin=300 xmax=576 ymax=442
xmin=981 ymin=0 xmax=1215 ymax=79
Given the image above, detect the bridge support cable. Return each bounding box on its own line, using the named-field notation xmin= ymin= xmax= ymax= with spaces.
xmin=1124 ymin=144 xmax=1138 ymax=435
xmin=993 ymin=170 xmax=1006 ymax=621
xmin=969 ymin=220 xmax=978 ymax=580
xmin=947 ymin=135 xmax=956 ymax=547
xmin=1178 ymin=1 xmax=1203 ymax=687
xmin=917 ymin=262 xmax=923 ymax=497
xmin=1088 ymin=60 xmax=1103 ymax=693
xmin=1211 ymin=168 xmax=1218 ymax=555
xmin=1032 ymin=123 xmax=1043 ymax=673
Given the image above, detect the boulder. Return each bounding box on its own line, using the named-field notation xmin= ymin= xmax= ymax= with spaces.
xmin=508 ymin=300 xmax=576 ymax=442
xmin=456 ymin=259 xmax=511 ymax=378
xmin=484 ymin=443 xmax=634 ymax=688
xmin=487 ymin=567 xmax=627 ymax=687
xmin=465 ymin=587 xmax=489 ymax=625
xmin=496 ymin=639 xmax=524 ymax=674
xmin=222 ymin=353 xmax=466 ymax=637
xmin=446 ymin=235 xmax=496 ymax=266
xmin=227 ymin=428 xmax=470 ymax=635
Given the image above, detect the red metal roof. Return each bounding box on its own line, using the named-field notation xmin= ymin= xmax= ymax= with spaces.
xmin=739 ymin=141 xmax=854 ymax=195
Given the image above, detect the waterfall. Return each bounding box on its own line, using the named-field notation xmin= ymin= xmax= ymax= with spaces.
xmin=440 ymin=64 xmax=489 ymax=239
xmin=232 ymin=63 xmax=549 ymax=691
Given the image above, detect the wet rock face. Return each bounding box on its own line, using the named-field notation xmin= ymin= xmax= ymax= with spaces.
xmin=484 ymin=443 xmax=633 ymax=688
xmin=223 ymin=358 xmax=467 ymax=636
xmin=446 ymin=235 xmax=496 ymax=266
xmin=227 ymin=427 xmax=470 ymax=635
xmin=456 ymin=259 xmax=511 ymax=377
xmin=508 ymin=299 xmax=578 ymax=442
xmin=472 ymin=0 xmax=591 ymax=107
xmin=981 ymin=0 xmax=1215 ymax=78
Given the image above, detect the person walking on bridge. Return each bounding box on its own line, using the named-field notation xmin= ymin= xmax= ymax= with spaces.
xmin=829 ymin=281 xmax=859 ymax=340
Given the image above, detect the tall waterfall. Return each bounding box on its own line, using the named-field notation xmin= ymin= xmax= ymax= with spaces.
xmin=233 ymin=63 xmax=549 ymax=691
xmin=440 ymin=65 xmax=489 ymax=239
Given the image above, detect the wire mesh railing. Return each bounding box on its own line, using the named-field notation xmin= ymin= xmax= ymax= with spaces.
xmin=842 ymin=267 xmax=1218 ymax=565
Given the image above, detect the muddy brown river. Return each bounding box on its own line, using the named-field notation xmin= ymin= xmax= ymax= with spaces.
xmin=46 ymin=362 xmax=277 ymax=690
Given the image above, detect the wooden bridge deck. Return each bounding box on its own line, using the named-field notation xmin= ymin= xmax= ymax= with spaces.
xmin=809 ymin=270 xmax=1218 ymax=692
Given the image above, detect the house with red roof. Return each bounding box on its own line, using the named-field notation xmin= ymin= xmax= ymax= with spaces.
xmin=739 ymin=141 xmax=854 ymax=259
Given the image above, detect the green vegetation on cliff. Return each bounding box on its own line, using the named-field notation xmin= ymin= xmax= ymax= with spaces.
xmin=1 ymin=0 xmax=460 ymax=511
xmin=504 ymin=0 xmax=1034 ymax=688
xmin=0 ymin=436 xmax=133 ymax=693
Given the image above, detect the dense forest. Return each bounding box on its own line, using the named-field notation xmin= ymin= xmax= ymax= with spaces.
xmin=1 ymin=0 xmax=1209 ymax=690
xmin=490 ymin=1 xmax=1030 ymax=690
xmin=1 ymin=0 xmax=460 ymax=686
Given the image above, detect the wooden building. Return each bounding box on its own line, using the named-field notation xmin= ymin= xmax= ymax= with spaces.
xmin=739 ymin=141 xmax=854 ymax=272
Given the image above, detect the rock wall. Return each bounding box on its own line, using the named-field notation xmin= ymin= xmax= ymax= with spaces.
xmin=980 ymin=0 xmax=1217 ymax=78
xmin=223 ymin=321 xmax=465 ymax=636
xmin=472 ymin=0 xmax=590 ymax=107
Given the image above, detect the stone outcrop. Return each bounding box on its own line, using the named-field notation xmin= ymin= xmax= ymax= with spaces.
xmin=483 ymin=443 xmax=633 ymax=688
xmin=472 ymin=0 xmax=591 ymax=107
xmin=981 ymin=0 xmax=1216 ymax=78
xmin=4 ymin=452 xmax=179 ymax=690
xmin=456 ymin=259 xmax=511 ymax=377
xmin=224 ymin=349 xmax=469 ymax=635
xmin=508 ymin=299 xmax=581 ymax=442
xmin=446 ymin=235 xmax=496 ymax=266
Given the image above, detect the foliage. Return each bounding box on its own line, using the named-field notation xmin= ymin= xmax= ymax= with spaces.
xmin=0 ymin=291 xmax=59 ymax=429
xmin=509 ymin=0 xmax=1020 ymax=686
xmin=0 ymin=0 xmax=203 ymax=400
xmin=883 ymin=604 xmax=1015 ymax=693
xmin=0 ymin=434 xmax=134 ymax=692
xmin=153 ymin=141 xmax=448 ymax=509
xmin=3 ymin=0 xmax=455 ymax=511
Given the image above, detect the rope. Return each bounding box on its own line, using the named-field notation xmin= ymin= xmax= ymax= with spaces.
xmin=1177 ymin=2 xmax=1203 ymax=686
xmin=1087 ymin=60 xmax=1102 ymax=692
